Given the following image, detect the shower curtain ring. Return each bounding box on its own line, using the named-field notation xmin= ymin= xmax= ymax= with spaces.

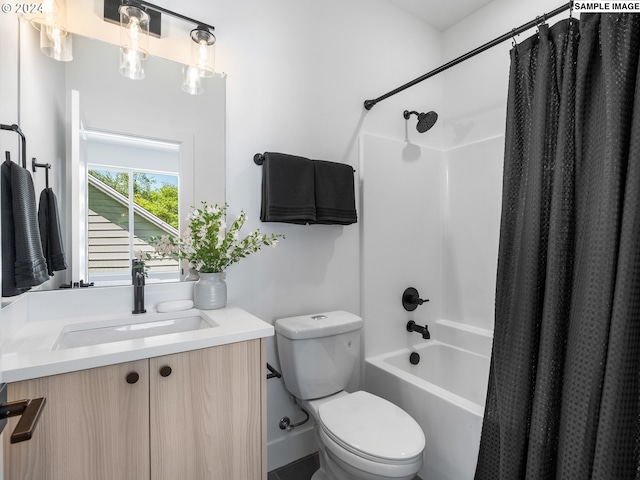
xmin=511 ymin=28 xmax=517 ymax=47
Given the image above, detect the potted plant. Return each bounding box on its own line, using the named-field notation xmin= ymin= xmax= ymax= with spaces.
xmin=150 ymin=202 xmax=284 ymax=309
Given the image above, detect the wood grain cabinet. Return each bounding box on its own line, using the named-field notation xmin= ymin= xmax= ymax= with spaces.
xmin=3 ymin=339 xmax=266 ymax=480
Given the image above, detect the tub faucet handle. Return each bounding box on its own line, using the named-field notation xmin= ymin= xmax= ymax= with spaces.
xmin=402 ymin=287 xmax=429 ymax=311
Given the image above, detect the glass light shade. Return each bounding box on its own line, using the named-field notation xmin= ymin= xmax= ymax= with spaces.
xmin=119 ymin=48 xmax=146 ymax=80
xmin=119 ymin=5 xmax=150 ymax=80
xmin=189 ymin=28 xmax=216 ymax=78
xmin=182 ymin=65 xmax=203 ymax=95
xmin=31 ymin=0 xmax=73 ymax=61
xmin=38 ymin=23 xmax=73 ymax=61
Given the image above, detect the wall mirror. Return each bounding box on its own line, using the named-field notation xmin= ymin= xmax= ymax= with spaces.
xmin=1 ymin=19 xmax=225 ymax=294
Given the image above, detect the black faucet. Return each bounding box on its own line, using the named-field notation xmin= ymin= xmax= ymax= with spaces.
xmin=132 ymin=260 xmax=146 ymax=314
xmin=407 ymin=320 xmax=430 ymax=339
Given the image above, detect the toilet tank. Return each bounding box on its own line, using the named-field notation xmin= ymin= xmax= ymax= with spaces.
xmin=275 ymin=311 xmax=363 ymax=400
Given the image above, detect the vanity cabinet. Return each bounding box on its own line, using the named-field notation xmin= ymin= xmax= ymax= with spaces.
xmin=3 ymin=339 xmax=266 ymax=480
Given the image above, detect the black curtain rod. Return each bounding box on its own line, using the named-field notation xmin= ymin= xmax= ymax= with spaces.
xmin=364 ymin=1 xmax=574 ymax=110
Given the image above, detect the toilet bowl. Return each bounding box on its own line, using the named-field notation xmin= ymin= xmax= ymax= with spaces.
xmin=275 ymin=311 xmax=426 ymax=480
xmin=304 ymin=391 xmax=424 ymax=480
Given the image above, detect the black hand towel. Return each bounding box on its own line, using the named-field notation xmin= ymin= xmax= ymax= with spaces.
xmin=39 ymin=188 xmax=67 ymax=275
xmin=1 ymin=160 xmax=24 ymax=297
xmin=1 ymin=160 xmax=49 ymax=296
xmin=311 ymin=160 xmax=357 ymax=225
xmin=260 ymin=152 xmax=317 ymax=224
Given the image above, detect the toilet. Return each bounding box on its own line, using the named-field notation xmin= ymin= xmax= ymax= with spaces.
xmin=275 ymin=311 xmax=425 ymax=480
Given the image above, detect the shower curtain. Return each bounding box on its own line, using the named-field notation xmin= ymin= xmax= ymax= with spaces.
xmin=475 ymin=14 xmax=640 ymax=480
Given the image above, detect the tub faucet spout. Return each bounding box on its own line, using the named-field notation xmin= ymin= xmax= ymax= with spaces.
xmin=407 ymin=320 xmax=430 ymax=340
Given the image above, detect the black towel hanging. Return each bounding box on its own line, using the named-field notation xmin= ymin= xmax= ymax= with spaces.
xmin=257 ymin=151 xmax=358 ymax=225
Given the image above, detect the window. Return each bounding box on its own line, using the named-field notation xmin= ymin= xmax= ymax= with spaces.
xmin=85 ymin=131 xmax=181 ymax=285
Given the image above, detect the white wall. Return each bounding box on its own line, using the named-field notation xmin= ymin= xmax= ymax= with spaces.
xmin=440 ymin=0 xmax=573 ymax=331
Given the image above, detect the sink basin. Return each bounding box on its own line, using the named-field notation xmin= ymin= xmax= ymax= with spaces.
xmin=53 ymin=310 xmax=216 ymax=350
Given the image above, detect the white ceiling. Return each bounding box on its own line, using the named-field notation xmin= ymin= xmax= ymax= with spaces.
xmin=385 ymin=0 xmax=495 ymax=31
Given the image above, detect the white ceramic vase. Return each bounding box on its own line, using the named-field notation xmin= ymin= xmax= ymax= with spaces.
xmin=193 ymin=272 xmax=227 ymax=310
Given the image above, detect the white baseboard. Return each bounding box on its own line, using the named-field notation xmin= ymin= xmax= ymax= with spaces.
xmin=267 ymin=425 xmax=317 ymax=472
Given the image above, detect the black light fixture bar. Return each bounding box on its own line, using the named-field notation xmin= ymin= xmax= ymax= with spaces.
xmin=134 ymin=0 xmax=215 ymax=32
xmin=104 ymin=0 xmax=161 ymax=37
xmin=363 ymin=1 xmax=573 ymax=110
xmin=103 ymin=0 xmax=215 ymax=37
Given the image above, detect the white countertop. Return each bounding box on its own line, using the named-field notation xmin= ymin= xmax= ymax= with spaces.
xmin=3 ymin=304 xmax=274 ymax=383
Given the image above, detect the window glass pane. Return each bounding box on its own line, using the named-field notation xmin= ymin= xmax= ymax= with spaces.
xmin=88 ymin=169 xmax=131 ymax=275
xmin=87 ymin=169 xmax=180 ymax=284
xmin=132 ymin=172 xmax=180 ymax=277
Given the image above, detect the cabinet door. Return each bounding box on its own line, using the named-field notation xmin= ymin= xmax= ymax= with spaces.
xmin=150 ymin=339 xmax=264 ymax=480
xmin=4 ymin=360 xmax=150 ymax=480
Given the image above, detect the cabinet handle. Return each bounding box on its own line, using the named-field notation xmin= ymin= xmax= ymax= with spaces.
xmin=159 ymin=366 xmax=172 ymax=377
xmin=126 ymin=372 xmax=140 ymax=384
xmin=0 ymin=397 xmax=46 ymax=444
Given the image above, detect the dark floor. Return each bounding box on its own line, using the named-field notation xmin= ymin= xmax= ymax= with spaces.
xmin=268 ymin=453 xmax=320 ymax=480
xmin=267 ymin=452 xmax=422 ymax=480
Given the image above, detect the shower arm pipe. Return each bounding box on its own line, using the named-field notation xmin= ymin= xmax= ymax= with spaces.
xmin=363 ymin=1 xmax=574 ymax=110
xmin=0 ymin=123 xmax=26 ymax=168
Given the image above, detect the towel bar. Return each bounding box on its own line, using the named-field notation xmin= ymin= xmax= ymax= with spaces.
xmin=254 ymin=153 xmax=355 ymax=172
xmin=32 ymin=158 xmax=51 ymax=189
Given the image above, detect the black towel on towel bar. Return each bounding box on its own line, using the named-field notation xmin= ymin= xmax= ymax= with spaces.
xmin=38 ymin=188 xmax=67 ymax=276
xmin=1 ymin=159 xmax=49 ymax=296
xmin=311 ymin=160 xmax=357 ymax=225
xmin=260 ymin=152 xmax=317 ymax=224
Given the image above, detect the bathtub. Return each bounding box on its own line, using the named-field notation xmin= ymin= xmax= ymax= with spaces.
xmin=365 ymin=320 xmax=492 ymax=480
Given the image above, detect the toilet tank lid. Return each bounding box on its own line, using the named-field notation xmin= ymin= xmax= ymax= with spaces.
xmin=275 ymin=311 xmax=363 ymax=340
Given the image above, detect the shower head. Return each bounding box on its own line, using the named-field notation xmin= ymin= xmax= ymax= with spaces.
xmin=403 ymin=110 xmax=438 ymax=133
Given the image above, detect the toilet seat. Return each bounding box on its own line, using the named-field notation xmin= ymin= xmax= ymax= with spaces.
xmin=319 ymin=426 xmax=423 ymax=479
xmin=318 ymin=391 xmax=425 ymax=464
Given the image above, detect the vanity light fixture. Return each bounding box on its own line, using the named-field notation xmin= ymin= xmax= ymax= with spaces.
xmin=118 ymin=4 xmax=150 ymax=80
xmin=104 ymin=0 xmax=217 ymax=94
xmin=31 ymin=0 xmax=73 ymax=62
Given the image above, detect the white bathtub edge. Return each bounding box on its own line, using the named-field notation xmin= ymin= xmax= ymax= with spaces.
xmin=434 ymin=319 xmax=493 ymax=357
xmin=435 ymin=319 xmax=493 ymax=337
xmin=366 ymin=346 xmax=485 ymax=417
